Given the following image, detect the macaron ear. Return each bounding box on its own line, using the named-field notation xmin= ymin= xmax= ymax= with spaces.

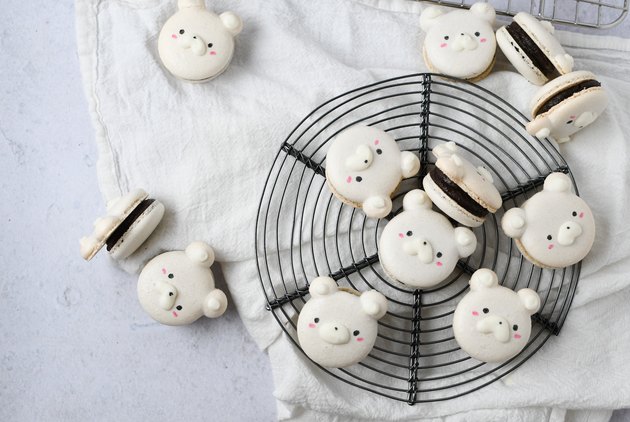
xmin=517 ymin=288 xmax=541 ymax=315
xmin=431 ymin=141 xmax=458 ymax=159
xmin=400 ymin=152 xmax=421 ymax=178
xmin=469 ymin=268 xmax=498 ymax=291
xmin=540 ymin=20 xmax=555 ymax=34
xmin=476 ymin=166 xmax=494 ymax=184
xmin=309 ymin=277 xmax=338 ymax=298
xmin=203 ymin=289 xmax=228 ymax=318
xmin=501 ymin=207 xmax=527 ymax=239
xmin=420 ymin=7 xmax=444 ymax=32
xmin=543 ymin=172 xmax=572 ymax=193
xmin=402 ymin=189 xmax=433 ymax=212
xmin=454 ymin=227 xmax=477 ymax=258
xmin=178 ymin=0 xmax=205 ymax=10
xmin=220 ymin=11 xmax=243 ymax=36
xmin=555 ymin=54 xmax=574 ymax=73
xmin=185 ymin=241 xmax=215 ymax=267
xmin=469 ymin=2 xmax=496 ymax=23
xmin=526 ymin=116 xmax=552 ymax=140
xmin=360 ymin=290 xmax=388 ymax=320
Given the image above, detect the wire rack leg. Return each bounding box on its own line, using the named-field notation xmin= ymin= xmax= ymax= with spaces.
xmin=407 ymin=289 xmax=422 ymax=405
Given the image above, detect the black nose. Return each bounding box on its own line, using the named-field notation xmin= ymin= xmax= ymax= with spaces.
xmin=334 ymin=327 xmax=338 ymax=331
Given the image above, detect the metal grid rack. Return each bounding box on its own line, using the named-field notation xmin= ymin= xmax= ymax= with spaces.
xmin=423 ymin=0 xmax=629 ymax=29
xmin=255 ymin=73 xmax=581 ymax=404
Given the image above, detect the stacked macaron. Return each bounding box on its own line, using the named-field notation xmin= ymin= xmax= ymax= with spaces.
xmin=495 ymin=12 xmax=608 ymax=142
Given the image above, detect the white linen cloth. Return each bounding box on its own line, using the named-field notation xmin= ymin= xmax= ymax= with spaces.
xmin=76 ymin=0 xmax=630 ymax=419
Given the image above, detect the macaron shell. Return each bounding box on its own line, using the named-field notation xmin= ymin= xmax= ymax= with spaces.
xmin=109 ymin=201 xmax=166 ymax=260
xmin=530 ymin=70 xmax=598 ymax=112
xmin=423 ymin=174 xmax=484 ymax=227
xmin=496 ymin=27 xmax=547 ymax=86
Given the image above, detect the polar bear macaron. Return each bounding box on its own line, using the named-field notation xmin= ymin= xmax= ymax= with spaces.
xmin=526 ymin=71 xmax=608 ymax=143
xmin=453 ymin=269 xmax=541 ymax=363
xmin=137 ymin=241 xmax=228 ymax=325
xmin=297 ymin=277 xmax=388 ymax=368
xmin=325 ymin=125 xmax=420 ymax=219
xmin=379 ymin=190 xmax=477 ymax=288
xmin=501 ymin=172 xmax=595 ymax=269
xmin=158 ymin=0 xmax=243 ymax=82
xmin=420 ymin=3 xmax=497 ymax=81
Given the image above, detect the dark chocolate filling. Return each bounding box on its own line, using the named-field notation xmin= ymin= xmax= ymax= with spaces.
xmin=505 ymin=21 xmax=560 ymax=81
xmin=430 ymin=168 xmax=489 ymax=219
xmin=106 ymin=199 xmax=155 ymax=251
xmin=534 ymin=79 xmax=601 ymax=116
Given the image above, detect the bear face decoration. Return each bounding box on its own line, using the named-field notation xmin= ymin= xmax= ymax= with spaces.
xmin=297 ymin=277 xmax=388 ymax=368
xmin=420 ymin=3 xmax=497 ymax=81
xmin=501 ymin=172 xmax=595 ymax=269
xmin=453 ymin=269 xmax=541 ymax=363
xmin=137 ymin=241 xmax=228 ymax=325
xmin=158 ymin=0 xmax=243 ymax=82
xmin=325 ymin=125 xmax=420 ymax=219
xmin=379 ymin=190 xmax=477 ymax=288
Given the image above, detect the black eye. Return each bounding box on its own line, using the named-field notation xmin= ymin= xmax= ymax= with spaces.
xmin=482 ymin=308 xmax=489 ymax=314
xmin=444 ymin=35 xmax=449 ymax=40
xmin=193 ymin=36 xmax=197 ymax=39
xmin=364 ymin=160 xmax=368 ymax=163
xmin=572 ymin=211 xmax=577 ymax=217
xmin=179 ymin=29 xmax=185 ymax=34
xmin=176 ymin=305 xmax=182 ymax=311
xmin=353 ymin=330 xmax=360 ymax=336
xmin=208 ymin=43 xmax=213 ymax=48
xmin=436 ymin=252 xmax=443 ymax=258
xmin=168 ymin=292 xmax=174 ymax=296
xmin=406 ymin=231 xmax=413 ymax=236
xmin=168 ymin=273 xmax=174 ymax=279
xmin=376 ymin=149 xmax=382 ymax=155
xmin=513 ymin=324 xmax=518 ymax=331
xmin=356 ymin=176 xmax=363 ymax=182
xmin=475 ymin=31 xmax=480 ymax=37
xmin=314 ymin=317 xmax=319 ymax=323
xmin=566 ymin=120 xmax=574 ymax=124
xmin=547 ymin=235 xmax=552 ymax=240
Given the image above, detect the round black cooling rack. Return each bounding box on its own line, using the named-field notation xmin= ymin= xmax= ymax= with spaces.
xmin=255 ymin=73 xmax=580 ymax=404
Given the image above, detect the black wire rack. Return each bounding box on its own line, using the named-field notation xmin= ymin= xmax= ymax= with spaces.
xmin=255 ymin=73 xmax=580 ymax=404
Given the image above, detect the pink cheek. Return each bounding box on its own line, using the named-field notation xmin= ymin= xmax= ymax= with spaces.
xmin=161 ymin=268 xmax=167 ymax=274
xmin=172 ymin=311 xmax=178 ymax=317
xmin=308 ymin=323 xmax=316 ymax=328
xmin=480 ymin=38 xmax=487 ymax=43
xmin=209 ymin=51 xmax=217 ymax=56
xmin=514 ymin=333 xmax=522 ymax=339
xmin=436 ymin=261 xmax=443 ymax=267
xmin=548 ymin=244 xmax=554 ymax=250
xmin=346 ymin=176 xmax=352 ymax=183
xmin=570 ymin=115 xmax=577 ymax=119
xmin=374 ymin=140 xmax=380 ymax=145
xmin=440 ymin=43 xmax=447 ymax=48
xmin=356 ymin=337 xmax=364 ymax=342
xmin=171 ymin=34 xmax=177 ymax=39
xmin=579 ymin=212 xmax=584 ymax=219
xmin=472 ymin=311 xmax=479 ymax=316
xmin=398 ymin=233 xmax=404 ymax=239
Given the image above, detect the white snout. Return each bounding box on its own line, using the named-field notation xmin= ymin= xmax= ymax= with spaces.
xmin=345 ymin=144 xmax=374 ymax=171
xmin=574 ymin=112 xmax=596 ymax=128
xmin=319 ymin=322 xmax=351 ymax=345
xmin=557 ymin=221 xmax=583 ymax=246
xmin=155 ymin=281 xmax=178 ymax=310
xmin=451 ymin=33 xmax=478 ymax=52
xmin=178 ymin=33 xmax=207 ymax=56
xmin=476 ymin=314 xmax=510 ymax=343
xmin=402 ymin=238 xmax=434 ymax=264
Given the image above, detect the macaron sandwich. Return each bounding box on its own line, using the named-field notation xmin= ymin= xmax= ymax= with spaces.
xmin=423 ymin=142 xmax=502 ymax=228
xmin=496 ymin=12 xmax=573 ymax=85
xmin=80 ymin=189 xmax=165 ymax=261
xmin=526 ymin=71 xmax=608 ymax=143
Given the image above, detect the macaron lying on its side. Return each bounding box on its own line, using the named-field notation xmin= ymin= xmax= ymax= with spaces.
xmin=496 ymin=12 xmax=573 ymax=85
xmin=80 ymin=189 xmax=165 ymax=261
xmin=526 ymin=71 xmax=608 ymax=143
xmin=423 ymin=142 xmax=502 ymax=228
